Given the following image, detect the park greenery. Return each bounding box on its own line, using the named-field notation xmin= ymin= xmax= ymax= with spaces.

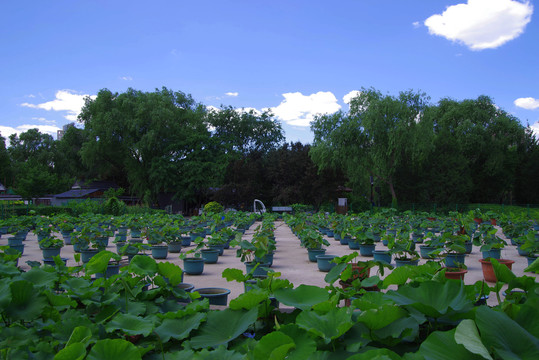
xmin=1 ymin=87 xmax=538 ymax=210
xmin=0 ymin=210 xmax=538 ymax=358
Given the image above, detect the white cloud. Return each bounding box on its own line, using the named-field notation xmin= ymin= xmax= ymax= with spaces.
xmin=412 ymin=21 xmax=421 ymax=28
xmin=271 ymin=91 xmax=341 ymax=127
xmin=21 ymin=90 xmax=96 ymax=121
xmin=514 ymin=97 xmax=539 ymax=110
xmin=32 ymin=117 xmax=57 ymax=125
xmin=225 ymin=92 xmax=238 ymax=97
xmin=120 ymin=76 xmax=133 ymax=81
xmin=0 ymin=124 xmax=61 ymax=139
xmin=530 ymin=121 xmax=539 ymax=138
xmin=424 ymin=0 xmax=533 ymax=50
xmin=343 ymin=90 xmax=362 ymax=104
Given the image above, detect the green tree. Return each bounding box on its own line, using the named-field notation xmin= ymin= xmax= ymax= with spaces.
xmin=310 ymin=88 xmax=432 ymax=206
xmin=8 ymin=129 xmax=71 ymax=199
xmin=0 ymin=134 xmax=12 ymax=188
xmin=79 ymin=87 xmax=219 ymax=205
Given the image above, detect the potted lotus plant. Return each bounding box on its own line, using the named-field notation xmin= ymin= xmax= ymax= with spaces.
xmin=39 ymin=236 xmax=64 ymax=259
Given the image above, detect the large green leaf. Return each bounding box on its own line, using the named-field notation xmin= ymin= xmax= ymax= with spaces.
xmin=85 ymin=250 xmax=117 ymax=275
xmin=296 ymin=307 xmax=354 ymax=344
xmin=273 ymin=284 xmax=329 ymax=310
xmin=253 ymin=331 xmax=295 ymax=360
xmin=490 ymin=258 xmax=516 ymax=283
xmin=355 ymin=304 xmax=408 ymax=330
xmin=385 ymin=281 xmax=472 ymax=318
xmin=419 ymin=329 xmax=484 ymax=360
xmin=154 ymin=313 xmax=206 ymax=342
xmin=5 ymin=280 xmax=47 ymax=321
xmin=229 ymin=289 xmax=270 ymax=311
xmin=105 ymin=313 xmax=154 ymax=336
xmin=476 ymin=306 xmax=539 ymax=359
xmin=66 ymin=326 xmax=93 ymax=347
xmin=87 ymin=339 xmax=141 ymax=360
xmin=513 ymin=297 xmax=539 ymax=338
xmin=346 ymin=348 xmax=402 ymax=359
xmin=524 ymin=257 xmax=539 ymax=273
xmin=54 ymin=343 xmax=86 ymax=360
xmin=454 ymin=320 xmax=493 ymax=360
xmin=190 ymin=308 xmax=258 ymax=349
xmin=21 ymin=267 xmax=58 ymax=287
xmin=128 ymin=255 xmax=158 ymax=277
xmin=191 ymin=345 xmax=245 ymax=360
xmin=158 ymin=261 xmax=183 ymax=286
xmin=279 ymin=324 xmax=317 ymax=360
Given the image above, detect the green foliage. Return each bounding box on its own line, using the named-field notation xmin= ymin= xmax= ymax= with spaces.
xmin=203 ymin=201 xmax=224 ymax=214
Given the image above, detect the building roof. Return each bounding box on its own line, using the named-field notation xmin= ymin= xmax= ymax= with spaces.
xmin=54 ymin=188 xmax=100 ymax=199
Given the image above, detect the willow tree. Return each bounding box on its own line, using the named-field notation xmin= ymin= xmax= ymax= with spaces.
xmin=310 ymin=88 xmax=433 ymax=207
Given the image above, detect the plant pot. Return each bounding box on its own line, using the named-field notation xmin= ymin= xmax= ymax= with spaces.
xmin=316 ymin=254 xmax=338 ymax=272
xmin=62 ymin=235 xmax=72 ymax=245
xmin=95 ymin=237 xmax=109 ymax=248
xmin=373 ymin=250 xmax=391 ymax=264
xmin=479 ymin=258 xmax=515 ymax=282
xmin=359 ymin=244 xmax=375 ymax=257
xmin=81 ymin=248 xmax=99 ymax=263
xmin=517 ymin=246 xmax=530 ymax=257
xmin=307 ymin=248 xmax=326 ymax=262
xmin=444 ymin=253 xmax=466 ymax=268
xmin=168 ymin=242 xmax=182 ymax=253
xmin=8 ymin=237 xmax=23 ymax=246
xmin=95 ymin=263 xmax=120 ymax=278
xmin=255 ymin=252 xmax=274 ymax=267
xmin=245 ymin=261 xmax=270 ymax=276
xmin=464 ymin=241 xmax=473 ymax=254
xmin=151 ymin=245 xmax=168 ymax=259
xmin=348 ymin=240 xmax=360 ymax=250
xmin=527 ymin=256 xmax=537 ymax=267
xmin=339 ymin=235 xmax=350 ymax=245
xmin=382 ymin=239 xmax=389 ymax=246
xmin=444 ymin=268 xmax=467 ymax=280
xmin=178 ymin=283 xmax=195 ymax=292
xmin=326 ymin=230 xmax=334 ymax=237
xmin=115 ymin=242 xmax=126 ymax=253
xmin=190 ymin=232 xmax=204 ymax=242
xmin=129 ymin=238 xmax=143 ymax=244
xmin=420 ymin=245 xmax=438 ymax=259
xmin=412 ymin=233 xmax=423 ymax=243
xmin=180 ymin=236 xmax=191 ymax=247
xmin=200 ymin=249 xmax=219 ymax=264
xmin=42 ymin=247 xmax=61 ymax=259
xmin=130 ymin=230 xmax=142 ymax=238
xmin=193 ymin=287 xmax=231 ymax=306
xmin=183 ymin=257 xmax=205 ymax=275
xmin=43 ymin=257 xmax=68 ymax=267
xmin=395 ymin=259 xmax=419 ymax=267
xmin=244 ymin=275 xmax=268 ymax=292
xmin=482 ymin=249 xmax=501 ymax=259
xmin=9 ymin=243 xmax=24 ymax=255
xmin=208 ymin=244 xmax=225 ymax=256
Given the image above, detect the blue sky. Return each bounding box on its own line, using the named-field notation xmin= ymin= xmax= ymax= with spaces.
xmin=1 ymin=0 xmax=538 ymax=144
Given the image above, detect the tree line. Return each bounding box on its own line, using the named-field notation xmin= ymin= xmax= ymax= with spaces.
xmin=1 ymin=87 xmax=538 ymax=210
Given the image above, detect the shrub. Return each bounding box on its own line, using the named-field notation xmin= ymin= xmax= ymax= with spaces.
xmin=204 ymin=201 xmax=224 ymax=214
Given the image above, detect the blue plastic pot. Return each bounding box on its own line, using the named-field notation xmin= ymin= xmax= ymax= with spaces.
xmin=43 ymin=257 xmax=68 ymax=266
xmin=420 ymin=245 xmax=438 ymax=259
xmin=527 ymin=256 xmax=537 ymax=267
xmin=81 ymin=249 xmax=99 ymax=263
xmin=42 ymin=247 xmax=61 ymax=259
xmin=168 ymin=242 xmax=182 ymax=253
xmin=307 ymin=248 xmax=326 ymax=262
xmin=395 ymin=259 xmax=419 ymax=267
xmin=201 ymin=249 xmax=219 ymax=264
xmin=8 ymin=237 xmax=23 ymax=246
xmin=151 ymin=245 xmax=169 ymax=259
xmin=359 ymin=244 xmax=375 ymax=257
xmin=209 ymin=244 xmax=225 ymax=256
xmin=255 ymin=252 xmax=274 ymax=267
xmin=95 ymin=263 xmax=120 ymax=278
xmin=373 ymin=250 xmax=391 ymax=264
xmin=348 ymin=240 xmax=360 ymax=250
xmin=444 ymin=253 xmax=466 ymax=268
xmin=245 ymin=262 xmax=270 ymax=276
xmin=180 ymin=236 xmax=191 ymax=247
xmin=183 ymin=257 xmax=205 ymax=275
xmin=316 ymin=254 xmax=338 ymax=272
xmin=482 ymin=249 xmax=501 ymax=259
xmin=464 ymin=241 xmax=473 ymax=254
xmin=340 ymin=235 xmax=350 ymax=245
xmin=193 ymin=287 xmax=231 ymax=306
xmin=9 ymin=244 xmax=24 ymax=255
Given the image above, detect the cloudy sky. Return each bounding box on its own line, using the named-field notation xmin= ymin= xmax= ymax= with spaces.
xmin=1 ymin=0 xmax=537 ymax=143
